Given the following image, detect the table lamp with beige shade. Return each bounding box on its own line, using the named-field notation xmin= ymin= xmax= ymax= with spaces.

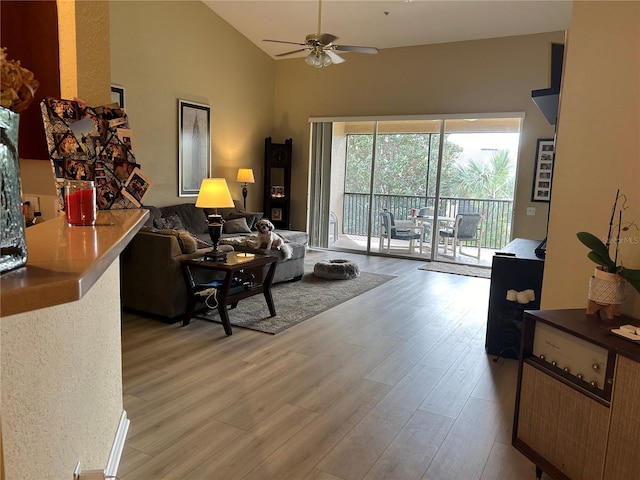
xmin=195 ymin=178 xmax=234 ymax=259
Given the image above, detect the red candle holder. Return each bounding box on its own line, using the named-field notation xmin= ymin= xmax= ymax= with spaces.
xmin=65 ymin=180 xmax=96 ymax=226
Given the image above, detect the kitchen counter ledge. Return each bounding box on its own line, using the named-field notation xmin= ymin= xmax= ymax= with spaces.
xmin=1 ymin=209 xmax=149 ymax=317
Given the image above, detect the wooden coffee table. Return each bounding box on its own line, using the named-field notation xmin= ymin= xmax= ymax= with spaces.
xmin=181 ymin=251 xmax=278 ymax=335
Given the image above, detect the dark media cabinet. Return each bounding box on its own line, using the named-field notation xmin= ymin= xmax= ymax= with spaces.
xmin=485 ymin=238 xmax=545 ymax=359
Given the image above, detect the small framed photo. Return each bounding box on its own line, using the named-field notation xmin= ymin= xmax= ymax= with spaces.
xmin=121 ymin=167 xmax=153 ymax=207
xmin=271 ymin=208 xmax=282 ymax=221
xmin=178 ymin=99 xmax=211 ymax=197
xmin=110 ymin=85 xmax=125 ymax=109
xmin=531 ymin=138 xmax=554 ymax=202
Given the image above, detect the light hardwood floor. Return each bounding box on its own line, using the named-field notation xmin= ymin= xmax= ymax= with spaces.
xmin=120 ymin=249 xmax=545 ymax=480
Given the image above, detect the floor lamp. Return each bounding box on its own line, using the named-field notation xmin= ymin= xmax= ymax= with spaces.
xmin=236 ymin=168 xmax=255 ymax=210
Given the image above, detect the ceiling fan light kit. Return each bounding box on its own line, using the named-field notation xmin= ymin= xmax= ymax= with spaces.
xmin=305 ymin=51 xmax=332 ymax=68
xmin=263 ymin=0 xmax=378 ymax=68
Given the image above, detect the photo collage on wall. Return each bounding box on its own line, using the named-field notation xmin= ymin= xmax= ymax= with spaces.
xmin=40 ymin=97 xmax=152 ymax=211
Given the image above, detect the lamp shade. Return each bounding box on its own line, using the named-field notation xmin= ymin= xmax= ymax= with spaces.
xmin=236 ymin=168 xmax=255 ymax=184
xmin=195 ymin=178 xmax=234 ymax=209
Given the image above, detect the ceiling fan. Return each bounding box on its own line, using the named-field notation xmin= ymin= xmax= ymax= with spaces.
xmin=263 ymin=0 xmax=378 ymax=68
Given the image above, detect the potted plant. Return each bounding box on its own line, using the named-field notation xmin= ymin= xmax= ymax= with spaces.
xmin=577 ymin=190 xmax=640 ymax=317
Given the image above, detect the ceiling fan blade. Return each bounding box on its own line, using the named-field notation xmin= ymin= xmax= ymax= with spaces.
xmin=325 ymin=50 xmax=345 ymax=64
xmin=334 ymin=45 xmax=379 ymax=54
xmin=275 ymin=48 xmax=310 ymax=57
xmin=263 ymin=39 xmax=307 ymax=46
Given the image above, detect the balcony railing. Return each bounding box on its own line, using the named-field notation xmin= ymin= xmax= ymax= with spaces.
xmin=342 ymin=193 xmax=513 ymax=250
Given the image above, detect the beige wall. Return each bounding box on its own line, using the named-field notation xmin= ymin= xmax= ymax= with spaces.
xmin=542 ymin=0 xmax=640 ymax=317
xmin=273 ymin=32 xmax=563 ymax=235
xmin=109 ymin=0 xmax=275 ymax=210
xmin=1 ymin=261 xmax=124 ymax=479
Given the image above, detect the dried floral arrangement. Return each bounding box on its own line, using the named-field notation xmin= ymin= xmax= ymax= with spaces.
xmin=0 ymin=47 xmax=39 ymax=113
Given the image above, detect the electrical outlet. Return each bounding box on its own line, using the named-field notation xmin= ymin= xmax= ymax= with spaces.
xmin=526 ymin=207 xmax=536 ymax=216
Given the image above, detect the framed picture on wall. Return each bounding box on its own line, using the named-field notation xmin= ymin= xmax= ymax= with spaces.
xmin=531 ymin=138 xmax=554 ymax=202
xmin=110 ymin=85 xmax=125 ymax=109
xmin=178 ymin=99 xmax=211 ymax=197
xmin=271 ymin=208 xmax=283 ymax=221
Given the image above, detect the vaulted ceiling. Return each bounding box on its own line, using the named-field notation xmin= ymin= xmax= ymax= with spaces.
xmin=203 ymin=0 xmax=572 ymax=60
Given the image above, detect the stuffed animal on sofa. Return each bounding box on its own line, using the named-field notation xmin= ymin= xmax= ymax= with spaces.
xmin=253 ymin=219 xmax=292 ymax=259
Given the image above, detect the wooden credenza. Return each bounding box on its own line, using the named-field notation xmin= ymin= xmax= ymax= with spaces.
xmin=513 ymin=309 xmax=640 ymax=480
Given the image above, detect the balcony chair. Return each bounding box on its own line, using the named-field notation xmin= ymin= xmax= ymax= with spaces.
xmin=416 ymin=207 xmax=435 ymax=242
xmin=379 ymin=210 xmax=423 ymax=254
xmin=329 ymin=211 xmax=338 ymax=243
xmin=438 ymin=212 xmax=484 ymax=260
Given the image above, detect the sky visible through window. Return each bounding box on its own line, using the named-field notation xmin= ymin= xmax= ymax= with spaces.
xmin=448 ymin=132 xmax=520 ymax=173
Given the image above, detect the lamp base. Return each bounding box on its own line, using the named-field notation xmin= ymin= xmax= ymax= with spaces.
xmin=207 ymin=214 xmax=223 ymax=251
xmin=204 ymin=250 xmax=228 ymax=262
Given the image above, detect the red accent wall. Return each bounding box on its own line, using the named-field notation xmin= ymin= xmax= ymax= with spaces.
xmin=1 ymin=0 xmax=61 ymax=160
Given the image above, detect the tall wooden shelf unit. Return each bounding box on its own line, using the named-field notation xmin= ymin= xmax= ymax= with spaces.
xmin=513 ymin=309 xmax=640 ymax=480
xmin=263 ymin=137 xmax=292 ymax=230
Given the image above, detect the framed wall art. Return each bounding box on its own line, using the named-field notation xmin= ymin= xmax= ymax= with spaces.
xmin=531 ymin=138 xmax=555 ymax=202
xmin=271 ymin=208 xmax=283 ymax=222
xmin=110 ymin=85 xmax=125 ymax=109
xmin=178 ymin=99 xmax=211 ymax=197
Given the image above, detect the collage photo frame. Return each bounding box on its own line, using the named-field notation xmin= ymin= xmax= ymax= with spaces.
xmin=41 ymin=97 xmax=152 ymax=211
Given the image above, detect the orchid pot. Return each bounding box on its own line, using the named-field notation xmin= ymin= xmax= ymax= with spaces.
xmin=588 ymin=266 xmax=626 ymax=306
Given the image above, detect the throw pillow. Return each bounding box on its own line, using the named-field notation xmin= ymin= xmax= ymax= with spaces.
xmin=156 ymin=228 xmax=198 ymax=254
xmin=223 ymin=217 xmax=252 ymax=234
xmin=153 ymin=214 xmax=185 ymax=231
xmin=227 ymin=211 xmax=263 ymax=230
xmin=196 ymin=237 xmax=212 ymax=248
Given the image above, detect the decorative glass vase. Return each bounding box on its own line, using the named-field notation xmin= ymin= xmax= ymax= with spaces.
xmin=0 ymin=107 xmax=27 ymax=273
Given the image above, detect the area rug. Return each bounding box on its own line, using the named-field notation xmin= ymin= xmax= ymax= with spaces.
xmin=419 ymin=261 xmax=491 ymax=279
xmin=198 ymin=270 xmax=395 ymax=334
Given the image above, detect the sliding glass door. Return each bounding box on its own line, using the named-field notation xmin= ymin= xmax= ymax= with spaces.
xmin=310 ymin=113 xmax=522 ymax=264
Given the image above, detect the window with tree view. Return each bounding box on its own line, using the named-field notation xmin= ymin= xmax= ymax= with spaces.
xmin=329 ymin=115 xmax=522 ymax=258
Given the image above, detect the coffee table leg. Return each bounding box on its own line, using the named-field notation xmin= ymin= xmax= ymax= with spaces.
xmin=182 ymin=296 xmax=196 ymax=326
xmin=217 ymin=303 xmax=233 ymax=335
xmin=182 ymin=263 xmax=196 ymax=326
xmin=216 ymin=272 xmax=234 ymax=335
xmin=263 ymin=261 xmax=277 ymax=317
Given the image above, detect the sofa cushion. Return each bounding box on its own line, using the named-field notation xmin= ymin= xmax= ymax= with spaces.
xmin=159 ymin=203 xmax=209 ymax=234
xmin=223 ymin=217 xmax=251 ymax=234
xmin=153 ymin=214 xmax=185 ymax=231
xmin=143 ymin=206 xmax=162 ymax=228
xmin=150 ymin=228 xmax=210 ymax=254
xmin=216 ymin=199 xmax=245 ymax=220
xmin=277 ymin=229 xmax=309 ymax=245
